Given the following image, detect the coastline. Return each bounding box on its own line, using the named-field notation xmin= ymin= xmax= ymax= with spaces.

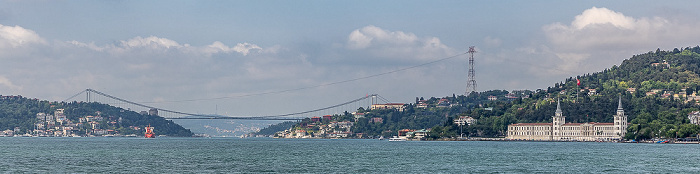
xmin=270 ymin=136 xmax=700 ymax=144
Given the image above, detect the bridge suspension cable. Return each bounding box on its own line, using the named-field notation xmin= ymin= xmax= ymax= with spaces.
xmin=63 ymin=89 xmax=390 ymax=120
xmin=131 ymin=52 xmax=467 ymax=104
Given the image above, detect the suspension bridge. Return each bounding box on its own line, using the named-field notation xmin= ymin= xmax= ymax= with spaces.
xmin=60 ymin=51 xmax=476 ymax=121
xmin=63 ymin=89 xmax=393 ymax=121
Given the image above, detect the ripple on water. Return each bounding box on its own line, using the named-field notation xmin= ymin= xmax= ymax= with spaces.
xmin=2 ymin=138 xmax=700 ymax=173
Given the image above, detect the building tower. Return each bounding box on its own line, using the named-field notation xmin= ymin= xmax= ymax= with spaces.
xmin=465 ymin=46 xmax=477 ymax=96
xmin=552 ymin=99 xmax=565 ymax=140
xmin=613 ymin=96 xmax=628 ymax=139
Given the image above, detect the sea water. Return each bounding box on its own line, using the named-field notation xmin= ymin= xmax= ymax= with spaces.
xmin=0 ymin=137 xmax=698 ymax=173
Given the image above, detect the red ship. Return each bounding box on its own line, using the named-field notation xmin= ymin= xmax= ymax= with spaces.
xmin=145 ymin=124 xmax=155 ymax=138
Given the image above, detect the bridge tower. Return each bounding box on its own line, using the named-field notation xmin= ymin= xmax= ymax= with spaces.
xmin=465 ymin=46 xmax=477 ymax=96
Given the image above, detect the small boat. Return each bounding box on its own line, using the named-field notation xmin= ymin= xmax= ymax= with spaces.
xmin=389 ymin=136 xmax=406 ymax=142
xmin=378 ymin=136 xmax=385 ymax=140
xmin=145 ymin=124 xmax=155 ymax=138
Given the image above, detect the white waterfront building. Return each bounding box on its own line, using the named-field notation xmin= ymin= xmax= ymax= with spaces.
xmin=507 ymin=97 xmax=628 ymax=141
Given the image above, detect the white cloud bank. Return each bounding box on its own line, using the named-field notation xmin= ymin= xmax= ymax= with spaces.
xmin=67 ymin=35 xmax=264 ymax=56
xmin=0 ymin=24 xmax=282 ymax=102
xmin=0 ymin=23 xmax=466 ymax=117
xmin=0 ymin=24 xmax=46 ymax=48
xmin=542 ymin=7 xmax=700 ymax=71
xmin=347 ymin=25 xmax=456 ymax=61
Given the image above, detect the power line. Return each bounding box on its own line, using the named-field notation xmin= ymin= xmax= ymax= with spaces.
xmin=136 ymin=52 xmax=468 ymax=104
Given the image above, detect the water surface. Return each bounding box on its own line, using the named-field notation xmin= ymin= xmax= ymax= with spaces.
xmin=0 ymin=137 xmax=697 ymax=173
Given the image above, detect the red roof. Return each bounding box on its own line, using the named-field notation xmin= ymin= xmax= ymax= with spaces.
xmin=562 ymin=123 xmax=583 ymax=126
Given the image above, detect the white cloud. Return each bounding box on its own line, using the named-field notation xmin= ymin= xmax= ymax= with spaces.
xmin=121 ymin=36 xmax=182 ymax=49
xmin=205 ymin=41 xmax=262 ymax=56
xmin=65 ymin=36 xmax=265 ymax=57
xmin=540 ymin=7 xmax=700 ymax=74
xmin=346 ymin=25 xmax=455 ymax=61
xmin=570 ymin=7 xmax=635 ymax=30
xmin=0 ymin=24 xmax=46 ymax=48
xmin=545 ymin=7 xmax=700 ymax=52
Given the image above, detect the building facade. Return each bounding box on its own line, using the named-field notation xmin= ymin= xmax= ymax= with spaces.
xmin=371 ymin=103 xmax=405 ymax=112
xmin=688 ymin=111 xmax=700 ymax=125
xmin=454 ymin=116 xmax=477 ymax=126
xmin=507 ymin=97 xmax=628 ymax=141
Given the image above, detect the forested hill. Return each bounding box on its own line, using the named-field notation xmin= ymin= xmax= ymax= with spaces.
xmin=476 ymin=46 xmax=700 ymax=140
xmin=261 ymin=46 xmax=700 ymax=140
xmin=0 ymin=96 xmax=193 ymax=137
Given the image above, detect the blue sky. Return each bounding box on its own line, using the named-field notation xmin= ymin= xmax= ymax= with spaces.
xmin=1 ymin=1 xmax=700 ymax=120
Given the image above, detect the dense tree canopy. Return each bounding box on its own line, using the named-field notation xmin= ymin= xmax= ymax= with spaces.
xmin=271 ymin=47 xmax=700 ymax=140
xmin=0 ymin=96 xmax=193 ymax=136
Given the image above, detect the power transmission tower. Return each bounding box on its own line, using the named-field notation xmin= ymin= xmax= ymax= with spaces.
xmin=465 ymin=46 xmax=477 ymax=96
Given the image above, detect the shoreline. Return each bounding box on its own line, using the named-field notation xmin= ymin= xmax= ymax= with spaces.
xmin=270 ymin=136 xmax=700 ymax=144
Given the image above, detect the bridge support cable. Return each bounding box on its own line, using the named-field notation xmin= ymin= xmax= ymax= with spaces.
xmin=63 ymin=90 xmax=87 ymax=102
xmin=83 ymin=89 xmax=216 ymax=118
xmin=129 ymin=52 xmax=468 ymax=104
xmin=66 ymin=89 xmax=389 ymax=120
xmin=230 ymin=94 xmax=379 ymax=119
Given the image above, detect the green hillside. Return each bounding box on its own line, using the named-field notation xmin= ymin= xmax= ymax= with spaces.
xmin=464 ymin=47 xmax=700 ymax=140
xmin=0 ymin=96 xmax=193 ymax=137
xmin=264 ymin=46 xmax=700 ymax=140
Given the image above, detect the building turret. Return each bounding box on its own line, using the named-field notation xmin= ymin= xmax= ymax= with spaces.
xmin=555 ymin=98 xmax=563 ymax=117
xmin=552 ymin=98 xmax=565 ymax=140
xmin=613 ymin=96 xmax=628 ymax=139
xmin=616 ymin=96 xmax=624 ymax=116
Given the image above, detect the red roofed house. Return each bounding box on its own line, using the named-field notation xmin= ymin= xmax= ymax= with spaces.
xmin=322 ymin=115 xmax=332 ymax=121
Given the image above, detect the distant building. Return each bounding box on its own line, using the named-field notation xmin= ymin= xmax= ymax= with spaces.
xmin=651 ymin=61 xmax=670 ymax=68
xmin=588 ymin=89 xmax=597 ymax=96
xmin=311 ymin=116 xmax=321 ymax=122
xmin=36 ymin=113 xmax=47 ymax=122
xmin=371 ymin=103 xmax=405 ymax=112
xmin=295 ymin=130 xmax=307 ymax=138
xmin=688 ymin=111 xmax=700 ymax=125
xmin=55 ymin=109 xmax=67 ymax=124
xmin=437 ymin=98 xmax=451 ymax=107
xmin=507 ymin=97 xmax=628 ymax=141
xmin=416 ymin=100 xmax=428 ymax=108
xmin=322 ymin=115 xmax=332 ymax=121
xmin=398 ymin=129 xmax=415 ymax=137
xmin=370 ymin=117 xmax=383 ymax=124
xmin=408 ymin=129 xmax=430 ymax=139
xmin=646 ymin=91 xmax=657 ymax=96
xmin=488 ymin=96 xmax=497 ymax=101
xmin=148 ymin=108 xmax=158 ymax=116
xmin=352 ymin=113 xmax=365 ymax=122
xmin=454 ymin=116 xmax=477 ymax=126
xmin=505 ymin=93 xmax=518 ymax=100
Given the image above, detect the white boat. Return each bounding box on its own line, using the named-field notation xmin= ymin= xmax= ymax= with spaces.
xmin=389 ymin=137 xmax=406 ymax=142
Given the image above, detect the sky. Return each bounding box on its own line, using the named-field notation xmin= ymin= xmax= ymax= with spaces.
xmin=2 ymin=1 xmax=700 ymax=119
